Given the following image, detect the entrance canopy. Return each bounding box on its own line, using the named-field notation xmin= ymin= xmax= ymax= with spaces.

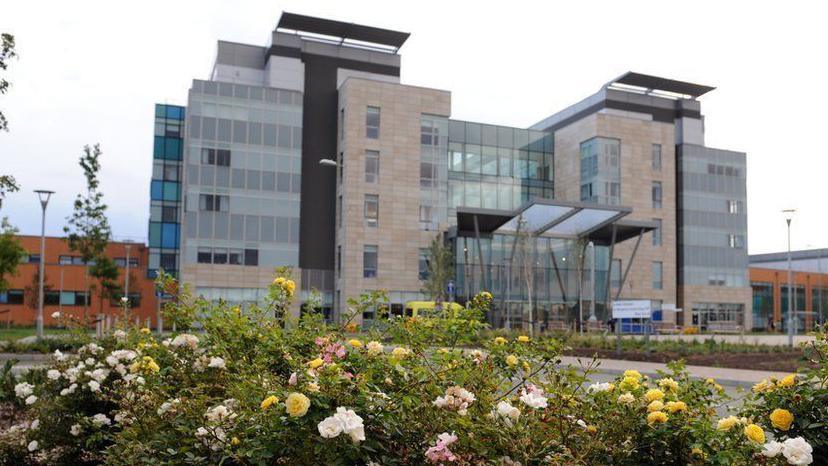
xmin=455 ymin=199 xmax=657 ymax=245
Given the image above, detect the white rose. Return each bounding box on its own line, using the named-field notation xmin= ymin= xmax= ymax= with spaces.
xmin=519 ymin=391 xmax=548 ymax=409
xmin=208 ymin=357 xmax=226 ymax=369
xmin=496 ymin=400 xmax=520 ymax=421
xmin=318 ymin=416 xmax=343 ymax=438
xmin=27 ymin=440 xmax=38 ymax=452
xmin=14 ymin=382 xmax=34 ymax=398
xmin=91 ymin=413 xmax=111 ymax=427
xmin=782 ymin=437 xmax=813 ymax=465
xmin=587 ymin=382 xmax=613 ymax=394
xmin=70 ymin=424 xmax=82 ymax=436
xmin=88 ymin=380 xmax=101 ymax=392
xmin=332 ymin=407 xmax=365 ymax=443
xmin=47 ymin=369 xmax=61 ymax=381
xmin=25 ymin=395 xmax=37 ymax=405
xmin=762 ymin=441 xmax=783 ymax=458
xmin=51 ymin=311 xmax=61 ymax=319
xmin=30 ymin=419 xmax=39 ymax=430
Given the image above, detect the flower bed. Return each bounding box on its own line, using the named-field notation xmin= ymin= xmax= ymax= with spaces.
xmin=0 ymin=274 xmax=825 ymax=465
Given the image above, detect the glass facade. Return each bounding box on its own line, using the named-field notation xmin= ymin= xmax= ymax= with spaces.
xmin=447 ymin=120 xmax=553 ymax=212
xmin=677 ymin=145 xmax=748 ymax=288
xmin=580 ymin=137 xmax=620 ymax=205
xmin=182 ymin=80 xmax=303 ymax=277
xmin=148 ymin=104 xmax=185 ymax=278
xmin=750 ymin=281 xmax=774 ymax=330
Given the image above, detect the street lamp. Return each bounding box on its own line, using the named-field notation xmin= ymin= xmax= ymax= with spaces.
xmin=782 ymin=209 xmax=796 ymax=347
xmin=34 ymin=189 xmax=54 ymax=340
xmin=588 ymin=241 xmax=596 ymax=322
xmin=319 ymin=158 xmax=337 ymax=167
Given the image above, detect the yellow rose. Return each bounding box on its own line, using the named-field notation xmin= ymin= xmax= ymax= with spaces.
xmin=273 ymin=277 xmax=285 ymax=285
xmin=586 ymin=425 xmax=597 ymax=433
xmin=306 ymin=382 xmax=320 ymax=393
xmin=647 ymin=411 xmax=668 ymax=425
xmin=517 ymin=335 xmax=530 ymax=343
xmin=130 ymin=356 xmax=160 ymax=374
xmin=391 ymin=347 xmax=410 ymax=359
xmin=140 ymin=327 xmax=151 ymax=334
xmin=505 ymin=354 xmax=518 ymax=367
xmin=348 ymin=339 xmax=363 ymax=348
xmin=231 ymin=436 xmax=240 ymax=446
xmin=619 ymin=376 xmax=640 ymax=391
xmin=778 ymin=374 xmax=796 ymax=388
xmin=657 ymin=378 xmax=679 ymax=392
xmin=624 ymin=370 xmax=642 ymax=380
xmin=665 ymin=401 xmax=687 ymax=413
xmin=345 ymin=322 xmax=358 ymax=333
xmin=644 ymin=389 xmax=664 ymax=402
xmin=285 ymin=392 xmax=310 ymax=417
xmin=522 ymin=361 xmax=531 ymax=372
xmin=744 ymin=424 xmax=765 ymax=444
xmin=717 ymin=416 xmax=739 ymax=431
xmin=283 ymin=279 xmax=296 ymax=295
xmin=647 ymin=400 xmax=664 ymax=412
xmin=493 ymin=336 xmax=507 ymax=345
xmin=617 ymin=392 xmax=636 ymax=405
xmin=705 ymin=378 xmax=716 ymax=385
xmin=260 ymin=395 xmax=279 ymax=411
xmin=769 ymin=408 xmax=794 ymax=431
xmin=691 ymin=448 xmax=705 ymax=459
xmin=308 ymin=358 xmax=324 ymax=369
xmin=752 ymin=379 xmax=774 ymax=393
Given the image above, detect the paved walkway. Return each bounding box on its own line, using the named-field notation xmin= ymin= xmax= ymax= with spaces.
xmin=559 ymin=355 xmax=787 ymax=388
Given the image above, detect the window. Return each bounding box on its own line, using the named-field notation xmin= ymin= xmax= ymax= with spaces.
xmin=244 ymin=249 xmax=258 ymax=266
xmin=201 ymin=148 xmax=231 ymax=166
xmin=364 ymin=194 xmax=378 ymax=226
xmin=363 ymin=245 xmax=378 ymax=278
xmin=651 ymin=181 xmax=662 ymax=209
xmin=197 ymin=248 xmax=212 ymax=264
xmin=652 ymin=218 xmax=662 ymax=246
xmin=652 ymin=261 xmax=663 ymax=290
xmin=421 ymin=117 xmax=440 ymax=146
xmin=228 ymin=249 xmax=243 ymax=265
xmin=0 ymin=290 xmax=24 ymax=305
xmin=727 ymin=200 xmax=739 ymax=214
xmin=366 ymin=106 xmax=380 ymax=139
xmin=21 ymin=254 xmax=40 ymax=264
xmin=339 ymin=108 xmax=345 ymax=140
xmin=652 ymin=144 xmax=662 ymax=171
xmin=163 ymin=165 xmax=179 ymax=181
xmin=159 ymin=253 xmax=176 ymax=271
xmin=199 ymin=194 xmax=228 ymax=211
xmin=162 ymin=206 xmax=178 ymax=222
xmin=611 ymin=259 xmax=622 ymax=288
xmin=365 ymin=150 xmax=379 ymax=183
xmin=420 ymin=161 xmax=436 ymax=187
xmin=114 ymin=257 xmax=139 ymax=268
xmin=580 ymin=138 xmax=620 ymax=204
xmin=338 ymin=195 xmax=343 ymax=228
xmin=419 ymin=205 xmax=433 ymax=228
xmin=419 ymin=248 xmax=430 ymax=280
xmin=59 ymin=255 xmax=74 ymax=265
xmin=336 ymin=246 xmax=342 ymax=278
xmin=728 ymin=234 xmax=745 ymax=248
xmin=212 ymin=249 xmax=227 ymax=264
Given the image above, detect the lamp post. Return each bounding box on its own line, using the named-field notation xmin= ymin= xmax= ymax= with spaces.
xmin=588 ymin=241 xmax=596 ymax=322
xmin=34 ymin=190 xmax=54 ymax=340
xmin=783 ymin=209 xmax=796 ymax=347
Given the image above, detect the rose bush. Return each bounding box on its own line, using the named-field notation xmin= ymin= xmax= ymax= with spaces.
xmin=0 ymin=271 xmax=825 ymax=465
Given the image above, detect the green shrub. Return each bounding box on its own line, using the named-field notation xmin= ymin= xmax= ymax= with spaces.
xmin=0 ymin=275 xmax=823 ymax=464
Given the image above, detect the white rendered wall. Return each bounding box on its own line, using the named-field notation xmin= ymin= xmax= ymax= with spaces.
xmin=211 ymin=64 xmax=266 ymax=86
xmin=265 ymin=56 xmax=305 ymax=92
xmin=336 ymin=68 xmax=399 ymax=89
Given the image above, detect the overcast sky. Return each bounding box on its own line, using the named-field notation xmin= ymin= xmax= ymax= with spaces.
xmin=1 ymin=0 xmax=826 ymax=254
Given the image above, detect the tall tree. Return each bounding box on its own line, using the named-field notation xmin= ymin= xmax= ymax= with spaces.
xmin=1 ymin=33 xmax=19 ymax=210
xmin=0 ymin=218 xmax=25 ymax=292
xmin=421 ymin=233 xmax=454 ymax=307
xmin=64 ymin=144 xmax=112 ymax=320
xmin=0 ymin=32 xmax=16 ymax=132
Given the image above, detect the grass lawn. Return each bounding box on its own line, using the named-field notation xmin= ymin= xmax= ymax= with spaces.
xmin=0 ymin=327 xmax=78 ymax=341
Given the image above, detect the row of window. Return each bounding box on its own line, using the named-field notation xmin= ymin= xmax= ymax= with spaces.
xmin=0 ymin=290 xmax=141 ymax=307
xmin=187 ymin=212 xmax=300 ymax=244
xmin=20 ymin=255 xmax=139 ymax=267
xmin=191 ymin=80 xmax=303 ymax=106
xmin=197 ymin=248 xmax=259 ymax=266
xmin=449 ymin=143 xmax=552 ymax=181
xmin=189 ymin=116 xmax=302 ymax=149
xmin=191 ymin=166 xmax=301 ymax=194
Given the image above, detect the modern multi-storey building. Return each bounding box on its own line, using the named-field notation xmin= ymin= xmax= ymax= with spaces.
xmin=149 ymin=12 xmax=751 ymax=330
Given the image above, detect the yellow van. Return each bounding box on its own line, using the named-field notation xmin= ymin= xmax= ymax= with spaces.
xmin=403 ymin=301 xmax=464 ymax=318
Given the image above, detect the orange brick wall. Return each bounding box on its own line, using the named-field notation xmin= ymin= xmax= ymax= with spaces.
xmin=1 ymin=236 xmax=159 ymax=327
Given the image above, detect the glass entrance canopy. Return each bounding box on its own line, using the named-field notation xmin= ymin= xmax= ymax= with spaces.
xmin=456 ymin=199 xmax=654 ymax=243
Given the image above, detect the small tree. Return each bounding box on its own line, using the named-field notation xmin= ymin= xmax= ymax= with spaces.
xmin=64 ymin=144 xmax=112 ymax=320
xmin=0 ymin=218 xmax=24 ymax=291
xmin=24 ymin=269 xmax=50 ymax=312
xmin=421 ymin=233 xmax=454 ymax=308
xmin=90 ymin=255 xmax=119 ymax=319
